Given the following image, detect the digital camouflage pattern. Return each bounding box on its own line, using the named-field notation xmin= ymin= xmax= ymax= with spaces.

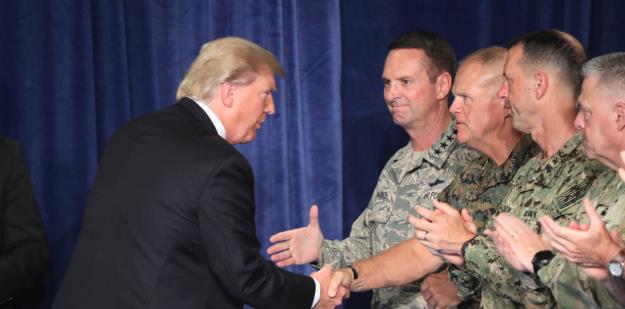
xmin=535 ymin=169 xmax=625 ymax=309
xmin=461 ymin=134 xmax=604 ymax=308
xmin=318 ymin=121 xmax=479 ymax=308
xmin=437 ymin=134 xmax=539 ymax=307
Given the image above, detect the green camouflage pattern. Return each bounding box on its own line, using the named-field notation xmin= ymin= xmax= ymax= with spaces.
xmin=536 ymin=169 xmax=625 ymax=309
xmin=439 ymin=134 xmax=539 ymax=306
xmin=319 ymin=121 xmax=479 ymax=308
xmin=461 ymin=133 xmax=604 ymax=308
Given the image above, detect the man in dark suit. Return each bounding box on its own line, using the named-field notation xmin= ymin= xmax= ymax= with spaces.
xmin=53 ymin=37 xmax=346 ymax=309
xmin=0 ymin=137 xmax=50 ymax=309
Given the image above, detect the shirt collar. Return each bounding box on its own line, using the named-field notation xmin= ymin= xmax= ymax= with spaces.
xmin=189 ymin=97 xmax=227 ymax=140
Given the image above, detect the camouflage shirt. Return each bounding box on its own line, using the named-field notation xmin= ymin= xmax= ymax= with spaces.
xmin=535 ymin=169 xmax=625 ymax=309
xmin=438 ymin=135 xmax=538 ymax=306
xmin=461 ymin=133 xmax=603 ymax=309
xmin=319 ymin=121 xmax=479 ymax=308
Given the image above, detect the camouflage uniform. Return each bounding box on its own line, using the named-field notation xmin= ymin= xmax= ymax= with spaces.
xmin=318 ymin=121 xmax=479 ymax=308
xmin=438 ymin=135 xmax=538 ymax=307
xmin=534 ymin=169 xmax=625 ymax=308
xmin=460 ymin=133 xmax=603 ymax=308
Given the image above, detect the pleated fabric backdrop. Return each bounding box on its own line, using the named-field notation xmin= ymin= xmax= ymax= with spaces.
xmin=1 ymin=1 xmax=625 ymax=308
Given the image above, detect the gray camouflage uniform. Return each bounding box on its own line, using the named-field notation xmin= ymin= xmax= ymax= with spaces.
xmin=318 ymin=121 xmax=479 ymax=308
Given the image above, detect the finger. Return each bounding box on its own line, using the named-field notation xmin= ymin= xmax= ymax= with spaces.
xmin=415 ymin=229 xmax=428 ymax=241
xmin=568 ymin=220 xmax=581 ymax=230
xmin=461 ymin=208 xmax=474 ymax=222
xmin=309 ymin=204 xmax=319 ymax=228
xmin=415 ymin=205 xmax=436 ymax=221
xmin=539 ymin=215 xmax=583 ymax=240
xmin=609 ymin=228 xmax=622 ymax=244
xmin=409 ymin=215 xmax=435 ymax=233
xmin=269 ymin=229 xmax=296 ymax=243
xmin=432 ymin=199 xmax=458 ymax=215
xmin=619 ymin=167 xmax=625 ymax=183
xmin=582 ymin=197 xmax=603 ymax=228
xmin=275 ymin=257 xmax=296 ymax=267
xmin=266 ymin=241 xmax=290 ymax=255
xmin=270 ymin=250 xmax=292 ymax=262
xmin=328 ymin=271 xmax=344 ymax=298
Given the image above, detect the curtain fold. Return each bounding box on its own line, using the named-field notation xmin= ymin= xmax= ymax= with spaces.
xmin=1 ymin=1 xmax=625 ymax=308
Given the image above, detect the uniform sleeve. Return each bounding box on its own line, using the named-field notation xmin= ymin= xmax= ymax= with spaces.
xmin=198 ymin=153 xmax=315 ymax=309
xmin=448 ymin=264 xmax=482 ymax=301
xmin=0 ymin=142 xmax=50 ymax=301
xmin=318 ymin=207 xmax=374 ymax=268
xmin=463 ymin=235 xmax=554 ymax=306
xmin=318 ymin=162 xmax=397 ymax=268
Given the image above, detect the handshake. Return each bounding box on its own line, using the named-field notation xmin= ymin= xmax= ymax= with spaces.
xmin=268 ymin=205 xmax=357 ymax=309
xmin=309 ymin=265 xmax=357 ymax=309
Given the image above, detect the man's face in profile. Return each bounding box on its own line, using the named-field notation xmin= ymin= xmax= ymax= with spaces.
xmin=450 ymin=61 xmax=507 ymax=147
xmin=228 ymin=70 xmax=277 ymax=144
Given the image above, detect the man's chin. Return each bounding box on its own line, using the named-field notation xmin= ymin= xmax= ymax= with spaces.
xmin=582 ymin=145 xmax=596 ymax=160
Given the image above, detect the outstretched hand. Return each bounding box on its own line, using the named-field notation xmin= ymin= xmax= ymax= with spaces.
xmin=267 ymin=205 xmax=324 ymax=267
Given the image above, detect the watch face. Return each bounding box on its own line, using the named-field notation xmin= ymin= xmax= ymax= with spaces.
xmin=609 ymin=262 xmax=624 ymax=277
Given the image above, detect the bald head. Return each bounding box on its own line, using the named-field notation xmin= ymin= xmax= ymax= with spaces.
xmin=451 ymin=46 xmax=515 ymax=150
xmin=459 ymin=46 xmax=508 ymax=90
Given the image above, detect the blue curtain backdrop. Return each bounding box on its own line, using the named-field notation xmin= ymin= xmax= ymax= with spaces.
xmin=1 ymin=1 xmax=625 ymax=308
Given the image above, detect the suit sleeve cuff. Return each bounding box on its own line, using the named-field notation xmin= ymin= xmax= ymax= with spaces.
xmin=311 ymin=277 xmax=320 ymax=308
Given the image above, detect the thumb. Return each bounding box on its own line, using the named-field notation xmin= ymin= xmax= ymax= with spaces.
xmin=582 ymin=197 xmax=603 ymax=228
xmin=309 ymin=204 xmax=319 ymax=228
xmin=461 ymin=208 xmax=474 ymax=222
xmin=609 ymin=228 xmax=624 ymax=246
xmin=327 ymin=271 xmax=343 ymax=298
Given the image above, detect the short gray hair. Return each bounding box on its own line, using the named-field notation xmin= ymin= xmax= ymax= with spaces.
xmin=582 ymin=52 xmax=625 ymax=96
xmin=176 ymin=37 xmax=284 ymax=102
xmin=460 ymin=46 xmax=507 ymax=71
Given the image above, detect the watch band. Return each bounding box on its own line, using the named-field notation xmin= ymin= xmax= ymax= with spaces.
xmin=608 ymin=248 xmax=625 ymax=278
xmin=531 ymin=250 xmax=555 ymax=274
xmin=347 ymin=265 xmax=359 ymax=280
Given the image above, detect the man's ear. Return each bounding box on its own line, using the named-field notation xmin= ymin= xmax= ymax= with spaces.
xmin=615 ymin=101 xmax=625 ymax=131
xmin=436 ymin=72 xmax=452 ymax=100
xmin=534 ymin=71 xmax=548 ymax=100
xmin=219 ymin=82 xmax=237 ymax=108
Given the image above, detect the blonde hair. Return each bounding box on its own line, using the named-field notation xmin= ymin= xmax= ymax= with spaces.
xmin=176 ymin=37 xmax=284 ymax=102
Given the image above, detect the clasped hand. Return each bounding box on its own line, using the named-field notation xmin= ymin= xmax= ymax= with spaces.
xmin=409 ymin=199 xmax=477 ymax=266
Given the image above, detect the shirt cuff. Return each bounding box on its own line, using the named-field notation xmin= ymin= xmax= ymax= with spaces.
xmin=311 ymin=277 xmax=320 ymax=308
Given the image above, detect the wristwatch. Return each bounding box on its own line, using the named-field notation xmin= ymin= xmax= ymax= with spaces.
xmin=608 ymin=249 xmax=625 ymax=278
xmin=346 ymin=265 xmax=359 ymax=280
xmin=531 ymin=250 xmax=555 ymax=274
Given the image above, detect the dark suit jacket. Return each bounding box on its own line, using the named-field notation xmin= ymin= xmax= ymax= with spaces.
xmin=0 ymin=137 xmax=50 ymax=309
xmin=53 ymin=98 xmax=315 ymax=309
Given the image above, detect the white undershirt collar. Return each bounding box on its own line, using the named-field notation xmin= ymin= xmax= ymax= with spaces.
xmin=188 ymin=97 xmax=227 ymax=140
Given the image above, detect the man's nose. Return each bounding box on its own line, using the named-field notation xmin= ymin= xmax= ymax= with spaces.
xmin=497 ymin=81 xmax=509 ymax=99
xmin=265 ymin=96 xmax=275 ymax=115
xmin=574 ymin=111 xmax=585 ymax=129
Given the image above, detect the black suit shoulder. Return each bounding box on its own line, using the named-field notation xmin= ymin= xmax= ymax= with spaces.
xmin=0 ymin=137 xmax=50 ymax=305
